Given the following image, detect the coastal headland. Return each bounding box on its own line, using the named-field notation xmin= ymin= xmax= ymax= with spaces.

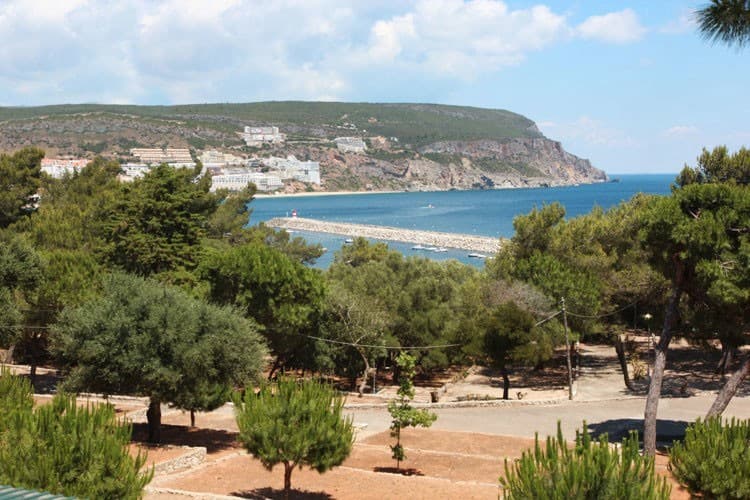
xmin=268 ymin=217 xmax=503 ymax=253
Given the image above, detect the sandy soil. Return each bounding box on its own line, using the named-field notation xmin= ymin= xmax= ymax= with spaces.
xmin=254 ymin=190 xmax=400 ymax=199
xmin=150 ymin=428 xmax=690 ymax=499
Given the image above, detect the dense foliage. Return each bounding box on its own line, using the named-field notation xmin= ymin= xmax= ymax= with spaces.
xmin=670 ymin=417 xmax=750 ymax=499
xmin=500 ymin=423 xmax=670 ymax=500
xmin=0 ymin=147 xmax=44 ymax=228
xmin=200 ymin=242 xmax=326 ymax=374
xmin=234 ymin=378 xmax=354 ymax=497
xmin=0 ymin=370 xmax=152 ymax=499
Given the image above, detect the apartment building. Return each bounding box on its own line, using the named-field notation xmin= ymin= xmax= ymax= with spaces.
xmin=241 ymin=126 xmax=285 ymax=147
xmin=130 ymin=148 xmax=194 ymax=166
xmin=41 ymin=158 xmax=89 ymax=178
xmin=210 ymin=170 xmax=283 ymax=192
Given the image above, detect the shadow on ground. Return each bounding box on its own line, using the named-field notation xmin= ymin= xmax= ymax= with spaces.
xmin=232 ymin=487 xmax=333 ymax=499
xmin=131 ymin=423 xmax=239 ymax=453
xmin=373 ymin=466 xmax=424 ymax=476
xmin=587 ymin=418 xmax=689 ymax=445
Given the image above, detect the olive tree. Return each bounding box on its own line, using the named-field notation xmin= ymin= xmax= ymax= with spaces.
xmin=53 ymin=272 xmax=267 ymax=443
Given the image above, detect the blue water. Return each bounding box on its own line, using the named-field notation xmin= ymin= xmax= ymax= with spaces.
xmin=249 ymin=174 xmax=674 ymax=268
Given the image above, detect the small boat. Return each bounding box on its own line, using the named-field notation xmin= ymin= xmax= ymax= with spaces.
xmin=412 ymin=244 xmax=426 ymax=250
xmin=434 ymin=247 xmax=448 ymax=253
xmin=468 ymin=253 xmax=487 ymax=259
xmin=424 ymin=246 xmax=439 ymax=252
xmin=344 ymin=238 xmax=354 ymax=244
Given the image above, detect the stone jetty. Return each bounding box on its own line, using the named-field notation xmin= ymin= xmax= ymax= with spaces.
xmin=268 ymin=217 xmax=503 ymax=254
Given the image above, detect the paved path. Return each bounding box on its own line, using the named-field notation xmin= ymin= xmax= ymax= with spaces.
xmin=349 ymin=343 xmax=750 ymax=443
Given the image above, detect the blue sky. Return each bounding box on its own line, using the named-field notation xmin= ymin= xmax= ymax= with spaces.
xmin=0 ymin=0 xmax=746 ymax=174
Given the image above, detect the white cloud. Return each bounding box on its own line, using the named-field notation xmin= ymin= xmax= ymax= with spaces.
xmin=577 ymin=9 xmax=646 ymax=44
xmin=0 ymin=1 xmax=651 ymax=104
xmin=664 ymin=125 xmax=699 ymax=137
xmin=659 ymin=10 xmax=696 ymax=35
xmin=361 ymin=1 xmax=570 ymax=77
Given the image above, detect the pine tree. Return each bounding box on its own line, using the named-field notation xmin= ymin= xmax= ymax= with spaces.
xmin=234 ymin=378 xmax=354 ymax=499
xmin=388 ymin=352 xmax=437 ymax=470
xmin=501 ymin=422 xmax=670 ymax=499
xmin=0 ymin=369 xmax=152 ymax=499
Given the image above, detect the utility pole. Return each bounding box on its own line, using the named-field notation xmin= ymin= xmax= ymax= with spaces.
xmin=561 ymin=297 xmax=574 ymax=400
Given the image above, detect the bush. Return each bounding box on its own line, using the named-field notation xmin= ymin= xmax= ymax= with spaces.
xmin=0 ymin=370 xmax=152 ymax=499
xmin=670 ymin=417 xmax=750 ymax=499
xmin=500 ymin=422 xmax=670 ymax=500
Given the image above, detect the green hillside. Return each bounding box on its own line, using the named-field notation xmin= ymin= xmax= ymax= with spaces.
xmin=0 ymin=102 xmax=541 ymax=147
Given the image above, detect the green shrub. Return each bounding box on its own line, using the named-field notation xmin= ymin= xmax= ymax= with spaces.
xmin=0 ymin=368 xmax=33 ymax=422
xmin=500 ymin=423 xmax=670 ymax=500
xmin=0 ymin=371 xmax=152 ymax=499
xmin=670 ymin=417 xmax=750 ymax=499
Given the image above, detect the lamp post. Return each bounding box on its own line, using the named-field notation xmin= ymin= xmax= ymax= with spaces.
xmin=643 ymin=313 xmax=653 ymax=378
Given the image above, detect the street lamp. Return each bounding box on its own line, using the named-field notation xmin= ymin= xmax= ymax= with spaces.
xmin=643 ymin=313 xmax=653 ymax=378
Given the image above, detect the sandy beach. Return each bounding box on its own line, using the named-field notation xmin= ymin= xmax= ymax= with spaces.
xmin=254 ymin=190 xmax=401 ymax=199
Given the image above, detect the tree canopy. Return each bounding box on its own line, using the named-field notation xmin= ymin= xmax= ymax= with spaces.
xmin=200 ymin=242 xmax=326 ymax=374
xmin=0 ymin=147 xmax=44 ymax=229
xmin=697 ymin=0 xmax=750 ymax=48
xmin=234 ymin=378 xmax=354 ymax=498
xmin=52 ymin=272 xmax=267 ymax=442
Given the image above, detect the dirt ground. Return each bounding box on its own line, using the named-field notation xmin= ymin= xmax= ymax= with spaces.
xmin=145 ymin=428 xmax=691 ymax=500
xmin=149 ymin=429 xmax=513 ymax=499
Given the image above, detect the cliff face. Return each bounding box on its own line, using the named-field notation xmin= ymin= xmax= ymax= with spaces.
xmin=287 ymin=137 xmax=606 ymax=193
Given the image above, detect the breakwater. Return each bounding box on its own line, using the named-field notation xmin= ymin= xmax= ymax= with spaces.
xmin=268 ymin=217 xmax=503 ymax=254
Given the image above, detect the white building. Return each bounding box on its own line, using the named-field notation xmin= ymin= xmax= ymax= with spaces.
xmin=261 ymin=155 xmax=320 ymax=185
xmin=119 ymin=163 xmax=152 ymax=182
xmin=334 ymin=137 xmax=366 ymax=153
xmin=210 ymin=170 xmax=283 ymax=192
xmin=130 ymin=148 xmax=195 ymax=166
xmin=241 ymin=126 xmax=285 ymax=147
xmin=199 ymin=150 xmax=246 ymax=166
xmin=41 ymin=158 xmax=88 ymax=178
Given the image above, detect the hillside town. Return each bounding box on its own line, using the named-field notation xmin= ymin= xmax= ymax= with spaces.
xmin=41 ymin=125 xmax=322 ymax=192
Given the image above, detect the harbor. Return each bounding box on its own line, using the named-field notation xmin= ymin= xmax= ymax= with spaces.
xmin=267 ymin=217 xmax=503 ymax=254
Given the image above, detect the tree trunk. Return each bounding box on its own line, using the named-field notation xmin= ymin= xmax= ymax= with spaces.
xmin=615 ymin=335 xmax=636 ymax=391
xmin=146 ymin=399 xmax=162 ymax=444
xmin=643 ymin=280 xmax=682 ymax=456
xmin=5 ymin=344 xmax=14 ymax=363
xmin=190 ymin=409 xmax=196 ymax=428
xmin=283 ymin=461 xmax=293 ymax=500
xmin=716 ymin=343 xmax=735 ymax=378
xmin=357 ymin=349 xmax=370 ymax=397
xmin=707 ymin=352 xmax=750 ymax=418
xmin=268 ymin=358 xmax=281 ymax=380
xmin=501 ymin=365 xmax=510 ymax=400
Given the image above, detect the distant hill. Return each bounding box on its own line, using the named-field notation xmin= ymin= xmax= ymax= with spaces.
xmin=0 ymin=101 xmax=606 ymax=192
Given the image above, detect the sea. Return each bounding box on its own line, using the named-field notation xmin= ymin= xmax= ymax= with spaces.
xmin=249 ymin=174 xmax=675 ymax=268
